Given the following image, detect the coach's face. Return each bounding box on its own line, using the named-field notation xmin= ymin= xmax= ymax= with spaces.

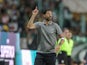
xmin=44 ymin=11 xmax=52 ymax=21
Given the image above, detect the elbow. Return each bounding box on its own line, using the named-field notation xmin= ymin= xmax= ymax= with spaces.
xmin=26 ymin=25 xmax=30 ymax=29
xmin=26 ymin=25 xmax=36 ymax=29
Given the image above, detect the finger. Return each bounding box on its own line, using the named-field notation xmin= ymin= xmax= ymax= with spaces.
xmin=35 ymin=6 xmax=38 ymax=10
xmin=35 ymin=6 xmax=37 ymax=9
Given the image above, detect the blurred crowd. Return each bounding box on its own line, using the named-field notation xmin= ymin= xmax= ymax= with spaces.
xmin=0 ymin=0 xmax=38 ymax=35
xmin=0 ymin=0 xmax=87 ymax=37
xmin=0 ymin=0 xmax=60 ymax=37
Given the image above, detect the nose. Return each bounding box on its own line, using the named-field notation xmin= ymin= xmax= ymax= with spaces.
xmin=48 ymin=12 xmax=52 ymax=16
xmin=49 ymin=14 xmax=52 ymax=17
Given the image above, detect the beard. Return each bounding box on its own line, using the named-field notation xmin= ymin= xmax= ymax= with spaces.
xmin=45 ymin=17 xmax=52 ymax=21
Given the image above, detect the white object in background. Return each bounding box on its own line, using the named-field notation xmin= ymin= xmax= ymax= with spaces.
xmin=22 ymin=50 xmax=32 ymax=65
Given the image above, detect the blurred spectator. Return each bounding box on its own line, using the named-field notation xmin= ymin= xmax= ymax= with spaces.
xmin=1 ymin=12 xmax=10 ymax=24
xmin=67 ymin=31 xmax=74 ymax=65
xmin=7 ymin=4 xmax=19 ymax=21
xmin=0 ymin=0 xmax=4 ymax=8
xmin=27 ymin=29 xmax=38 ymax=50
xmin=8 ymin=21 xmax=18 ymax=32
xmin=2 ymin=24 xmax=9 ymax=32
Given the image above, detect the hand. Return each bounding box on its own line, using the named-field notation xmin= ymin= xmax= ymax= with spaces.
xmin=32 ymin=7 xmax=39 ymax=16
xmin=55 ymin=45 xmax=60 ymax=52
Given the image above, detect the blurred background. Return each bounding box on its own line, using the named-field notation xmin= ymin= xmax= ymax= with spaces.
xmin=0 ymin=0 xmax=87 ymax=65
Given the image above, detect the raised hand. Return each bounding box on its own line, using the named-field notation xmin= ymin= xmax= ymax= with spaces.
xmin=32 ymin=6 xmax=39 ymax=16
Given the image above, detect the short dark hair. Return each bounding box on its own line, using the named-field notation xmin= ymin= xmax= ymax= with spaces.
xmin=63 ymin=27 xmax=70 ymax=32
xmin=41 ymin=9 xmax=52 ymax=14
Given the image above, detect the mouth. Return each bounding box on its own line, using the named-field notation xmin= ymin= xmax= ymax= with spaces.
xmin=45 ymin=16 xmax=52 ymax=21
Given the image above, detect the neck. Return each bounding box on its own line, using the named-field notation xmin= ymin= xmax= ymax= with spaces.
xmin=44 ymin=19 xmax=52 ymax=25
xmin=66 ymin=37 xmax=69 ymax=40
xmin=45 ymin=21 xmax=49 ymax=25
xmin=45 ymin=20 xmax=50 ymax=25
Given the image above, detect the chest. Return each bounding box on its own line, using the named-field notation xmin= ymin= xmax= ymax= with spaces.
xmin=40 ymin=25 xmax=56 ymax=34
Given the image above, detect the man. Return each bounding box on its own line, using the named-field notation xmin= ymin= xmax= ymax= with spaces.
xmin=27 ymin=7 xmax=64 ymax=65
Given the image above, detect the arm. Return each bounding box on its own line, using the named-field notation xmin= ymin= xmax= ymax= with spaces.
xmin=58 ymin=34 xmax=65 ymax=45
xmin=54 ymin=23 xmax=65 ymax=52
xmin=27 ymin=7 xmax=39 ymax=29
xmin=55 ymin=33 xmax=65 ymax=53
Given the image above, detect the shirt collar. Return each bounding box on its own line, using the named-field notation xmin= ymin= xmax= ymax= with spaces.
xmin=43 ymin=20 xmax=53 ymax=25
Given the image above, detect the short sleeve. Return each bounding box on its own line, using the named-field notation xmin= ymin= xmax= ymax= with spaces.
xmin=54 ymin=23 xmax=63 ymax=35
xmin=34 ymin=22 xmax=42 ymax=28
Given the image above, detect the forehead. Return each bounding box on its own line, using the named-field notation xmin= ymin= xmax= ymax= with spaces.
xmin=46 ymin=11 xmax=52 ymax=14
xmin=64 ymin=29 xmax=69 ymax=33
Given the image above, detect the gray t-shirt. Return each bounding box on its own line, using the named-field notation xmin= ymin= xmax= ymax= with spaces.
xmin=34 ymin=21 xmax=62 ymax=53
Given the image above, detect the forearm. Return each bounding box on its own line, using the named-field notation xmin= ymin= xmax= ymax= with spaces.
xmin=55 ymin=38 xmax=64 ymax=53
xmin=58 ymin=38 xmax=64 ymax=46
xmin=27 ymin=14 xmax=36 ymax=28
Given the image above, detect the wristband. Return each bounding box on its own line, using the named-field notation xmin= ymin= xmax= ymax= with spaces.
xmin=61 ymin=37 xmax=65 ymax=40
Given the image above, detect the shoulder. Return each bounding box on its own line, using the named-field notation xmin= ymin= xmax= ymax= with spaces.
xmin=53 ymin=22 xmax=60 ymax=27
xmin=34 ymin=22 xmax=43 ymax=25
xmin=53 ymin=22 xmax=58 ymax=25
xmin=70 ymin=39 xmax=74 ymax=43
xmin=35 ymin=22 xmax=43 ymax=24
